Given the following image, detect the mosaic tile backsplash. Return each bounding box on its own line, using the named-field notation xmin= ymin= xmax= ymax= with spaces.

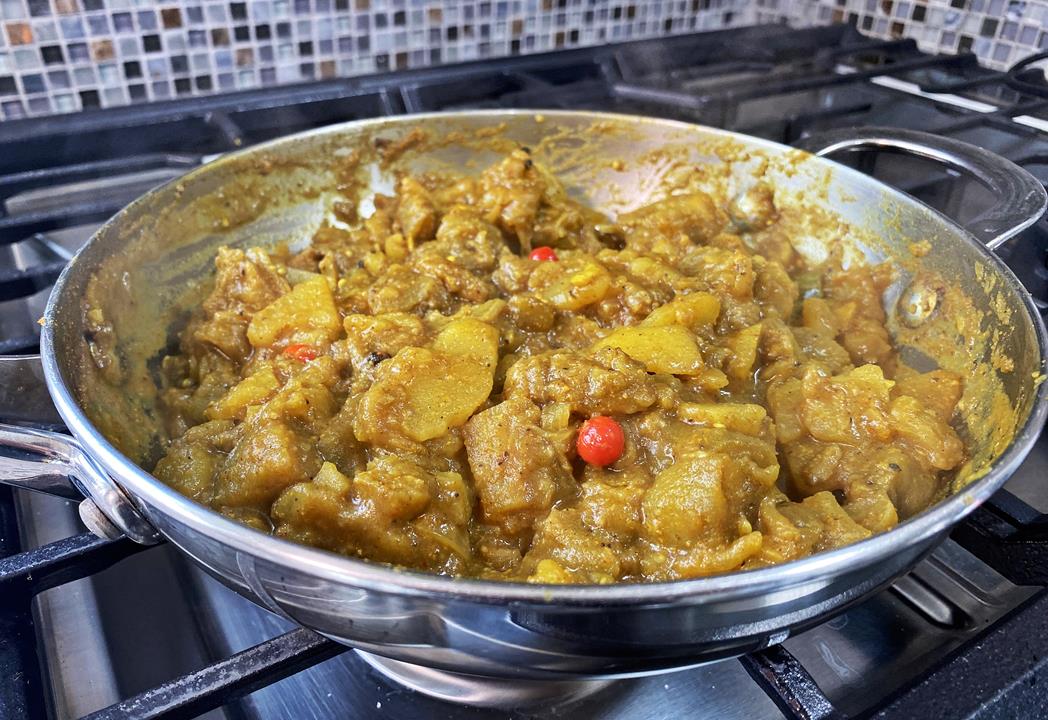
xmin=0 ymin=0 xmax=753 ymax=119
xmin=0 ymin=0 xmax=1046 ymax=119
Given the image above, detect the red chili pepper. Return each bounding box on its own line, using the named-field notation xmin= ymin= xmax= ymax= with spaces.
xmin=529 ymin=246 xmax=558 ymax=262
xmin=576 ymin=416 xmax=625 ymax=467
xmin=283 ymin=343 xmax=319 ymax=362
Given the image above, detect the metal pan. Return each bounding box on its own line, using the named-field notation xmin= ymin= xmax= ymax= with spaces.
xmin=1 ymin=111 xmax=1046 ymax=683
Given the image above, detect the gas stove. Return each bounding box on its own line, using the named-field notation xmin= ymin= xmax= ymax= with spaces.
xmin=3 ymin=22 xmax=1048 ymax=720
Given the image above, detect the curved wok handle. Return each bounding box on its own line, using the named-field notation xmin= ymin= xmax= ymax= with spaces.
xmin=0 ymin=355 xmax=160 ymax=545
xmin=793 ymin=127 xmax=1048 ymax=250
xmin=0 ymin=423 xmax=160 ymax=544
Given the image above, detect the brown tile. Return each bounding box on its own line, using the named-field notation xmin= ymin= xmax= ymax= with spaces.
xmin=319 ymin=59 xmax=335 ymax=78
xmin=236 ymin=47 xmax=254 ymax=66
xmin=355 ymin=0 xmax=369 ymax=9
xmin=90 ymin=38 xmax=114 ymax=60
xmin=211 ymin=28 xmax=229 ymax=46
xmin=428 ymin=7 xmax=441 ymax=22
xmin=53 ymin=0 xmax=79 ymax=14
xmin=511 ymin=19 xmax=523 ymax=36
xmin=161 ymin=8 xmax=182 ymax=29
xmin=5 ymin=22 xmax=32 ymax=45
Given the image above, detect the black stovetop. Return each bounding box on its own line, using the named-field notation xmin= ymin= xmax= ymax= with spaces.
xmin=3 ymin=22 xmax=1048 ymax=720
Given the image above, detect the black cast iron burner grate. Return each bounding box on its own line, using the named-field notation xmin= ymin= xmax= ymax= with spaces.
xmin=3 ymin=20 xmax=1048 ymax=720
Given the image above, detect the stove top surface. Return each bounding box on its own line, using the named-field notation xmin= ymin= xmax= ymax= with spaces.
xmin=3 ymin=22 xmax=1048 ymax=720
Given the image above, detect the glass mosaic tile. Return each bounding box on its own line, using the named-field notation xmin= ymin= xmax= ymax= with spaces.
xmin=102 ymin=84 xmax=124 ymax=104
xmin=112 ymin=12 xmax=134 ymax=32
xmin=46 ymin=68 xmax=69 ymax=87
xmin=32 ymin=18 xmax=55 ymax=40
xmin=27 ymin=93 xmax=49 ymax=111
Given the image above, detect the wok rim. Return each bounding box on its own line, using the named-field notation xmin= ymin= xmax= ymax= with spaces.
xmin=41 ymin=109 xmax=1048 ymax=605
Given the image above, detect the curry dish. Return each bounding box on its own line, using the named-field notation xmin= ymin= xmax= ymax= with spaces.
xmin=153 ymin=148 xmax=966 ymax=584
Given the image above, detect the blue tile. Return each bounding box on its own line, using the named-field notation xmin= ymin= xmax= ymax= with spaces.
xmin=31 ymin=19 xmax=57 ymax=41
xmin=112 ymin=11 xmax=132 ymax=32
xmin=214 ymin=48 xmax=232 ymax=69
xmin=52 ymin=92 xmax=74 ymax=112
xmin=0 ymin=0 xmax=26 ymax=20
xmin=73 ymin=66 xmax=94 ymax=85
xmin=86 ymin=14 xmax=110 ymax=35
xmin=2 ymin=99 xmax=26 ymax=118
xmin=66 ymin=41 xmax=89 ymax=62
xmin=13 ymin=47 xmax=39 ymax=68
xmin=98 ymin=61 xmax=119 ymax=84
xmin=46 ymin=68 xmax=69 ymax=87
xmin=136 ymin=9 xmax=157 ymax=31
xmin=27 ymin=94 xmax=50 ymax=113
xmin=20 ymin=71 xmax=42 ymax=91
xmin=59 ymin=16 xmax=85 ymax=39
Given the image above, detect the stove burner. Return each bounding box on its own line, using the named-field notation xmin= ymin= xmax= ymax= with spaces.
xmin=356 ymin=652 xmax=614 ymax=708
xmin=3 ymin=21 xmax=1048 ymax=720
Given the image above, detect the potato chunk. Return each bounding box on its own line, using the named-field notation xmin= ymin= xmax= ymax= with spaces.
xmin=273 ymin=458 xmax=472 ymax=571
xmin=753 ymin=490 xmax=871 ymax=565
xmin=523 ymin=508 xmax=621 ymax=583
xmin=432 ymin=315 xmax=499 ymax=363
xmin=725 ymin=323 xmax=763 ymax=380
xmin=464 ymin=397 xmax=574 ymax=537
xmin=354 ymin=318 xmax=499 ymax=445
xmin=641 ymin=292 xmax=720 ymax=329
xmin=528 ymin=256 xmax=611 ymax=311
xmin=153 ymin=419 xmax=238 ymax=503
xmin=396 ymin=176 xmax=438 ymax=244
xmin=800 ymin=364 xmax=895 ymax=444
xmin=213 ymin=419 xmax=321 ymax=508
xmin=205 ymin=366 xmax=280 ymax=421
xmin=642 ymin=452 xmax=729 ymax=547
xmin=889 ymin=395 xmax=965 ymax=470
xmin=678 ymin=403 xmax=768 ymax=436
xmin=592 ymin=324 xmax=703 ymax=375
xmin=893 ymin=369 xmax=963 ymax=423
xmin=247 ymin=275 xmax=342 ymax=348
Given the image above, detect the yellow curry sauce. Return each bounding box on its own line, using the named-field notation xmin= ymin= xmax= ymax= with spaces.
xmin=153 ymin=148 xmax=966 ymax=584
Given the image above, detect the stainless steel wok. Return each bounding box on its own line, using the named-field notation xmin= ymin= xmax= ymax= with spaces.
xmin=1 ymin=111 xmax=1046 ymax=684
